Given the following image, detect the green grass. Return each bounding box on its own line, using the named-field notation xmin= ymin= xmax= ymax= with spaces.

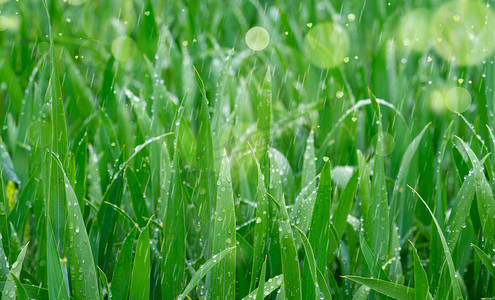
xmin=1 ymin=0 xmax=495 ymax=299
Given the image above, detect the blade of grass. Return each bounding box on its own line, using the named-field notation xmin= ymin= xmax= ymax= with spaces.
xmin=179 ymin=246 xmax=236 ymax=299
xmin=409 ymin=241 xmax=429 ymax=300
xmin=471 ymin=244 xmax=495 ymax=279
xmin=161 ymin=137 xmax=185 ymax=299
xmin=242 ymin=275 xmax=284 ymax=300
xmin=125 ymin=167 xmax=150 ymax=227
xmin=445 ymin=173 xmax=475 ymax=250
xmin=52 ymin=154 xmax=99 ymax=299
xmin=12 ymin=274 xmax=28 ymax=300
xmin=279 ymin=195 xmax=302 ymax=300
xmin=129 ymin=223 xmax=151 ymax=300
xmin=408 ymin=185 xmax=463 ymax=300
xmin=111 ymin=227 xmax=137 ymax=300
xmin=343 ymin=276 xmax=415 ymax=300
xmin=2 ymin=243 xmax=28 ymax=300
xmin=193 ymin=66 xmax=216 ymax=260
xmin=454 ymin=137 xmax=495 ymax=246
xmin=257 ymin=67 xmax=272 ymax=187
xmin=367 ymin=89 xmax=389 ymax=263
xmin=302 ymin=161 xmax=331 ymax=299
xmin=256 ymin=258 xmax=267 ymax=300
xmin=210 ymin=151 xmax=236 ymax=299
xmin=46 ymin=221 xmax=69 ymax=300
xmin=249 ymin=145 xmax=269 ymax=291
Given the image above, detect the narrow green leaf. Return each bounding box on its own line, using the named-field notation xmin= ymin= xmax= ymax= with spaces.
xmin=0 ymin=168 xmax=10 ymax=260
xmin=302 ymin=161 xmax=331 ymax=299
xmin=445 ymin=174 xmax=475 ymax=250
xmin=279 ymin=195 xmax=302 ymax=300
xmin=193 ymin=66 xmax=216 ymax=259
xmin=97 ymin=268 xmax=111 ymax=300
xmin=135 ymin=0 xmax=159 ymax=60
xmin=129 ymin=223 xmax=151 ymax=300
xmin=1 ymin=243 xmax=28 ymax=300
xmin=0 ymin=144 xmax=20 ymax=185
xmin=46 ymin=221 xmax=69 ymax=300
xmin=294 ymin=226 xmax=317 ymax=284
xmin=249 ymin=147 xmax=269 ymax=291
xmin=12 ymin=274 xmax=28 ymax=300
xmin=343 ymin=276 xmax=415 ymax=300
xmin=255 ymin=258 xmax=267 ymax=300
xmin=52 ymin=155 xmax=99 ymax=300
xmin=125 ymin=167 xmax=150 ymax=227
xmin=179 ymin=246 xmax=235 ymax=299
xmin=328 ymin=170 xmax=359 ymax=256
xmin=408 ymin=186 xmax=463 ymax=300
xmin=455 ymin=137 xmax=495 ymax=246
xmin=409 ymin=241 xmax=429 ymax=300
xmin=359 ymin=233 xmax=390 ymax=281
xmin=301 ymin=130 xmax=316 ymax=190
xmin=241 ymin=275 xmax=284 ymax=300
xmin=257 ymin=67 xmax=272 ymax=187
xmin=111 ymin=227 xmax=137 ymax=300
xmin=210 ymin=152 xmax=236 ymax=299
xmin=161 ymin=142 xmax=185 ymax=299
xmin=471 ymin=244 xmax=495 ymax=279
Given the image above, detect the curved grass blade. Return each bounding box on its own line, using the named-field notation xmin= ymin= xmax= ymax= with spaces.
xmin=125 ymin=167 xmax=150 ymax=227
xmin=391 ymin=123 xmax=431 ymax=234
xmin=161 ymin=141 xmax=185 ymax=299
xmin=210 ymin=152 xmax=236 ymax=299
xmin=352 ymin=285 xmax=371 ymax=300
xmin=257 ymin=67 xmax=272 ymax=187
xmin=0 ymin=169 xmax=10 ymax=260
xmin=445 ymin=173 xmax=475 ymax=250
xmin=0 ymin=144 xmax=20 ymax=185
xmin=368 ymin=90 xmax=389 ymax=263
xmin=454 ymin=137 xmax=495 ymax=246
xmin=301 ymin=130 xmax=316 ymax=190
xmin=328 ymin=170 xmax=359 ymax=256
xmin=359 ymin=233 xmax=390 ymax=281
xmin=293 ymin=226 xmax=317 ymax=284
xmin=2 ymin=243 xmax=28 ymax=300
xmin=302 ymin=161 xmax=331 ymax=299
xmin=135 ymin=0 xmax=158 ymax=60
xmin=471 ymin=244 xmax=495 ymax=279
xmin=179 ymin=246 xmax=235 ymax=299
xmin=279 ymin=195 xmax=302 ymax=300
xmin=42 ymin=0 xmax=69 ymax=252
xmin=241 ymin=275 xmax=284 ymax=300
xmin=408 ymin=185 xmax=463 ymax=300
xmin=409 ymin=241 xmax=429 ymax=300
xmin=249 ymin=146 xmax=269 ymax=291
xmin=97 ymin=267 xmax=111 ymax=300
xmin=12 ymin=274 xmax=28 ymax=300
xmin=343 ymin=276 xmax=415 ymax=300
xmin=129 ymin=223 xmax=150 ymax=300
xmin=52 ymin=155 xmax=99 ymax=300
xmin=193 ymin=66 xmax=216 ymax=259
xmin=256 ymin=258 xmax=267 ymax=300
xmin=46 ymin=221 xmax=69 ymax=300
xmin=111 ymin=227 xmax=137 ymax=300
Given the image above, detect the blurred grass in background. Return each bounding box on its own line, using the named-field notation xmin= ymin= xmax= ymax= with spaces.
xmin=0 ymin=0 xmax=495 ymax=299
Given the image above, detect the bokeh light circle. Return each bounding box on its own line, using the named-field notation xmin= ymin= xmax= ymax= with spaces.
xmin=245 ymin=27 xmax=270 ymax=51
xmin=304 ymin=22 xmax=349 ymax=69
xmin=432 ymin=0 xmax=495 ymax=66
xmin=111 ymin=36 xmax=137 ymax=62
xmin=396 ymin=9 xmax=432 ymax=51
xmin=445 ymin=87 xmax=471 ymax=113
